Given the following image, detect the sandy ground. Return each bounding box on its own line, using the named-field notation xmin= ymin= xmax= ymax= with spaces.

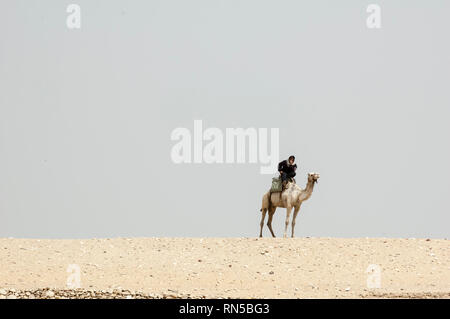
xmin=0 ymin=237 xmax=449 ymax=299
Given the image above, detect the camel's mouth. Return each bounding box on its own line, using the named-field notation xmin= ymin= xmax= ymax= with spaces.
xmin=309 ymin=172 xmax=320 ymax=184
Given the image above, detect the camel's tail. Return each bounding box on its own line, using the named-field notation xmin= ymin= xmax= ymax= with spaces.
xmin=259 ymin=192 xmax=272 ymax=213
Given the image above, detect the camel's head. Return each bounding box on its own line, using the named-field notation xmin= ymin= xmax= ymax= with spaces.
xmin=308 ymin=172 xmax=320 ymax=184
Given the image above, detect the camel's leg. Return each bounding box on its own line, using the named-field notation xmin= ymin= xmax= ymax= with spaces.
xmin=266 ymin=206 xmax=277 ymax=238
xmin=283 ymin=205 xmax=293 ymax=238
xmin=259 ymin=208 xmax=267 ymax=237
xmin=291 ymin=204 xmax=301 ymax=238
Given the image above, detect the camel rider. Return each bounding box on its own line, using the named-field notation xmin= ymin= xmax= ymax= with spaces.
xmin=278 ymin=155 xmax=297 ymax=188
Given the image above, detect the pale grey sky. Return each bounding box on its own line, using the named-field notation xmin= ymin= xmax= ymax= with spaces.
xmin=1 ymin=0 xmax=449 ymax=238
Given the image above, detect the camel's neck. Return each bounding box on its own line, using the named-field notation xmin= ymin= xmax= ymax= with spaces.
xmin=300 ymin=180 xmax=315 ymax=201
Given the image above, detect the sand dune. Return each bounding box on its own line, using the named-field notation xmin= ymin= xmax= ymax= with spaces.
xmin=0 ymin=237 xmax=448 ymax=299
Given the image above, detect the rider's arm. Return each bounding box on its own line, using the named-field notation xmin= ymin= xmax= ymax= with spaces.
xmin=278 ymin=161 xmax=284 ymax=173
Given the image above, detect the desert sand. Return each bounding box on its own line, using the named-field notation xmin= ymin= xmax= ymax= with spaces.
xmin=0 ymin=237 xmax=449 ymax=299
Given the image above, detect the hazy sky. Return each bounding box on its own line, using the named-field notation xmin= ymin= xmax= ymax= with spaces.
xmin=1 ymin=1 xmax=449 ymax=238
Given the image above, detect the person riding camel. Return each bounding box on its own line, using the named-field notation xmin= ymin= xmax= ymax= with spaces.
xmin=278 ymin=155 xmax=297 ymax=189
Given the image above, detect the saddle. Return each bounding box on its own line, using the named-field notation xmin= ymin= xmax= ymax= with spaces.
xmin=270 ymin=176 xmax=296 ymax=193
xmin=270 ymin=177 xmax=283 ymax=193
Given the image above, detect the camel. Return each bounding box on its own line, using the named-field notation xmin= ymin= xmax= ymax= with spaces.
xmin=259 ymin=172 xmax=320 ymax=238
